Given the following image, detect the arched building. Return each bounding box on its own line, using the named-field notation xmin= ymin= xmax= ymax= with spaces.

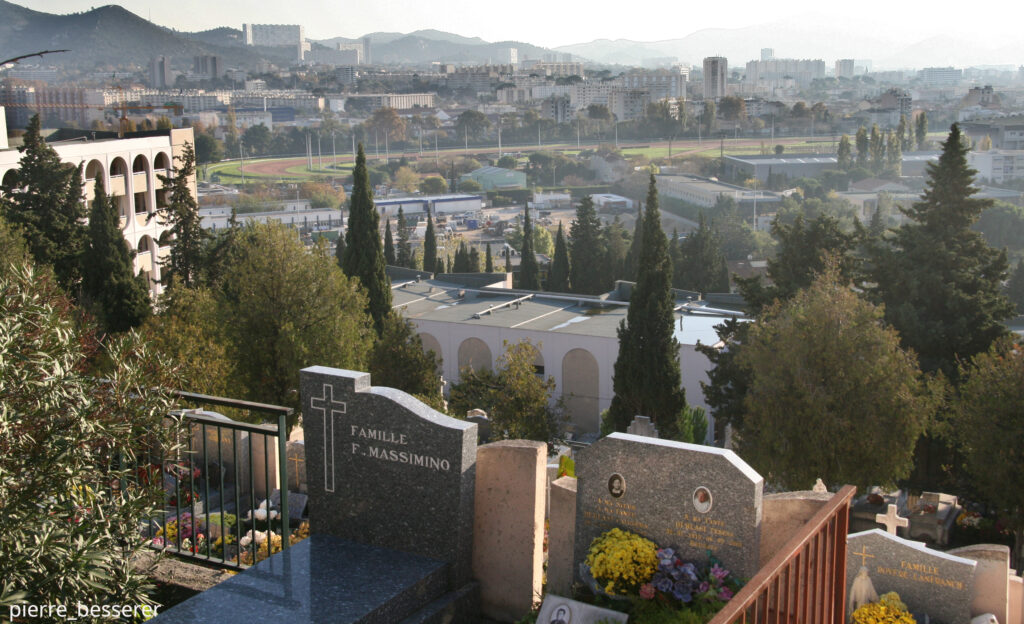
xmin=391 ymin=277 xmax=742 ymax=439
xmin=0 ymin=126 xmax=197 ymax=299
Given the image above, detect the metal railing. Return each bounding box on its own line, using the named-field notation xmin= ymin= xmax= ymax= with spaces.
xmin=708 ymin=485 xmax=856 ymax=624
xmin=146 ymin=391 xmax=292 ymax=569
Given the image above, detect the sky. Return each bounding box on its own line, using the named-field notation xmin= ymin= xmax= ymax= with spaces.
xmin=14 ymin=0 xmax=1017 ymax=49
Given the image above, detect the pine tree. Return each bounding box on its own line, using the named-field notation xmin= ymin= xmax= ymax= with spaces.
xmin=872 ymin=123 xmax=1013 ymax=379
xmin=384 ymin=217 xmax=396 ymax=265
xmin=423 ymin=209 xmax=437 ymax=274
xmin=548 ymin=221 xmax=570 ymax=292
xmin=485 ymin=242 xmax=494 ymax=272
xmin=624 ymin=202 xmax=644 ymax=280
xmin=607 ymin=174 xmax=686 ymax=435
xmin=342 ymin=144 xmax=392 ymax=335
xmin=0 ymin=114 xmax=86 ymax=291
xmin=677 ymin=213 xmax=729 ymax=294
xmin=81 ymin=178 xmax=151 ymax=333
xmin=519 ymin=209 xmax=540 ymax=289
xmin=155 ymin=142 xmax=204 ymax=289
xmin=569 ymin=195 xmax=606 ymax=294
xmin=396 ymin=207 xmax=412 ymax=268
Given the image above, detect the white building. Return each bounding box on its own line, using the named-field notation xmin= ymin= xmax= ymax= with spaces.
xmin=393 ymin=278 xmax=741 ymax=436
xmin=968 ymin=149 xmax=1024 ymax=183
xmin=376 ymin=194 xmax=484 ymax=219
xmin=0 ymin=126 xmax=197 ymax=299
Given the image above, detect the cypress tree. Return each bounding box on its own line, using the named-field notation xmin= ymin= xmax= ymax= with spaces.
xmin=0 ymin=114 xmax=86 ymax=291
xmin=396 ymin=207 xmax=412 ymax=268
xmin=82 ymin=178 xmax=151 ymax=333
xmin=436 ymin=257 xmax=445 ymax=274
xmin=855 ymin=125 xmax=869 ymax=169
xmin=445 ymin=254 xmax=452 ymax=273
xmin=342 ymin=144 xmax=392 ymax=335
xmin=423 ymin=209 xmax=438 ymax=274
xmin=624 ymin=202 xmax=644 ymax=281
xmin=469 ymin=246 xmax=481 ymax=272
xmin=155 ymin=141 xmax=204 ymax=288
xmin=384 ymin=217 xmax=396 ymax=265
xmin=872 ymin=123 xmax=1013 ymax=379
xmin=915 ymin=112 xmax=929 ymax=150
xmin=607 ymin=174 xmax=686 ymax=436
xmin=485 ymin=242 xmax=494 ymax=272
xmin=504 ymin=247 xmax=512 ymax=272
xmin=453 ymin=241 xmax=469 ymax=272
xmin=335 ymin=229 xmax=346 ymax=268
xmin=519 ymin=208 xmax=540 ymax=290
xmin=548 ymin=221 xmax=570 ymax=292
xmin=569 ymin=195 xmax=605 ymax=294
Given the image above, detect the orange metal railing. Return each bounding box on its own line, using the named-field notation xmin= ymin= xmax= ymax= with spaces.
xmin=709 ymin=485 xmax=857 ymax=624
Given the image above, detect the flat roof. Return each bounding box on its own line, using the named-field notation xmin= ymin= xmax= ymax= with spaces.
xmin=727 ymin=153 xmax=940 ymax=166
xmin=391 ymin=278 xmax=740 ymax=345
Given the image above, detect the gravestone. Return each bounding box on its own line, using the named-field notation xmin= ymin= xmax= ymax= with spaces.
xmin=466 ymin=409 xmax=492 ymax=444
xmin=626 ymin=415 xmax=659 ymax=438
xmin=301 ymin=366 xmax=478 ymax=587
xmin=286 ymin=441 xmax=307 ymax=493
xmin=574 ymin=433 xmax=763 ymax=581
xmin=846 ymin=529 xmax=976 ymax=624
xmin=536 ymin=595 xmax=628 ymax=624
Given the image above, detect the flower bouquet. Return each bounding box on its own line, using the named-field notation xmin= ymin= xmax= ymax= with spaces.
xmin=584 ymin=528 xmax=658 ymax=597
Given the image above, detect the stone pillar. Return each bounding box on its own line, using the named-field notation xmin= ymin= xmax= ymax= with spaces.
xmin=547 ymin=476 xmax=577 ymax=597
xmin=472 ymin=440 xmax=546 ymax=622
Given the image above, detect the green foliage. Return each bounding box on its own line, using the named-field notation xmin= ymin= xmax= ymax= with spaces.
xmin=915 ymin=112 xmax=928 ymax=150
xmin=0 ymin=264 xmax=181 ymax=611
xmin=419 ymin=176 xmax=448 ymax=195
xmin=0 ymin=114 xmax=87 ymax=292
xmin=737 ymin=262 xmax=938 ymax=490
xmin=343 ymin=144 xmax=392 ymax=335
xmin=1006 ymin=260 xmax=1024 ymax=314
xmin=0 ymin=215 xmax=31 ymax=281
xmin=82 ymin=178 xmax=151 ymax=333
xmin=629 ymin=600 xmax=706 ymax=624
xmin=368 ymin=312 xmax=443 ymax=406
xmin=569 ymin=195 xmax=606 ymax=294
xmin=448 ymin=340 xmax=563 ymax=447
xmin=624 ymin=203 xmax=644 ymax=281
xmin=855 ymin=126 xmax=868 ymax=170
xmin=219 ymin=222 xmax=375 ymax=414
xmin=675 ymin=214 xmax=729 ymax=294
xmin=837 ymin=134 xmax=853 ymax=171
xmin=396 ymin=207 xmax=413 ymax=268
xmin=673 ymin=405 xmax=709 ymax=444
xmin=557 ymin=454 xmax=576 ymax=478
xmin=496 ymin=155 xmax=518 ymax=169
xmin=548 ymin=222 xmax=570 ymax=291
xmin=458 ymin=178 xmax=484 ymax=193
xmin=423 ymin=211 xmax=438 ymax=275
xmin=953 ymin=340 xmax=1024 ymax=566
xmin=485 ymin=242 xmax=494 ymax=272
xmin=155 ymin=141 xmax=205 ymax=289
xmin=871 ymin=124 xmax=1013 ymax=379
xmin=519 ymin=209 xmax=540 ymax=290
xmin=974 ymin=201 xmax=1024 ymax=253
xmin=608 ymin=175 xmax=686 ymax=436
xmin=384 ymin=218 xmax=396 ymax=265
xmin=696 ymin=318 xmax=749 ymax=445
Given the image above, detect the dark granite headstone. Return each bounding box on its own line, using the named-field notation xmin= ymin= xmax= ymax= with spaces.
xmin=846 ymin=529 xmax=976 ymax=624
xmin=301 ymin=366 xmax=477 ymax=587
xmin=574 ymin=433 xmax=763 ymax=581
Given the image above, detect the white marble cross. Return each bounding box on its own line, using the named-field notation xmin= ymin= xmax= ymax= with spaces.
xmin=310 ymin=384 xmax=346 ymax=493
xmin=875 ymin=503 xmax=908 ymax=535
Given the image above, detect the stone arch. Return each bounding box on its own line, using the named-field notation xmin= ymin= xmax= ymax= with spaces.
xmin=108 ymin=157 xmax=131 ymax=219
xmin=132 ymin=154 xmax=150 ymax=173
xmin=561 ymin=348 xmax=600 ymax=434
xmin=154 ymin=151 xmax=171 ymax=171
xmin=110 ymin=157 xmax=128 ymax=177
xmin=84 ymin=159 xmax=104 ymax=183
xmin=418 ymin=332 xmax=444 ymax=374
xmin=457 ymin=337 xmax=492 ymax=373
xmin=522 ymin=342 xmax=545 ymax=376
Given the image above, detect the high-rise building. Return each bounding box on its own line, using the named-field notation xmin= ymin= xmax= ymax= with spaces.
xmin=363 ymin=37 xmax=372 ymax=65
xmin=507 ymin=48 xmax=518 ymax=67
xmin=703 ymin=56 xmax=727 ymax=100
xmin=150 ymin=56 xmax=172 ymax=88
xmin=193 ymin=55 xmax=223 ymax=79
xmin=242 ymin=24 xmax=305 ymax=61
xmin=835 ymin=59 xmax=855 ymax=79
xmin=920 ymin=67 xmax=962 ymax=87
xmin=761 ymin=48 xmax=774 ymax=61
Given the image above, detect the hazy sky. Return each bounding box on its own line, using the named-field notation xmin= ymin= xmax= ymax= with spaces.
xmin=14 ymin=0 xmax=1006 ymax=48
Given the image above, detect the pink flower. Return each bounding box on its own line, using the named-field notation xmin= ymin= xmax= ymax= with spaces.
xmin=710 ymin=564 xmax=729 ymax=581
xmin=639 ymin=583 xmax=656 ymax=600
xmin=719 ymin=586 xmax=734 ymax=601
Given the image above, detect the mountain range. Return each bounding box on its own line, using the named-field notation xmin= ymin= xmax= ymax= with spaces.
xmin=0 ymin=1 xmax=1020 ymax=73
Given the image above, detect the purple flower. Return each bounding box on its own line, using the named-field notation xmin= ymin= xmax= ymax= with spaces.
xmin=672 ymin=579 xmax=694 ymax=603
xmin=711 ymin=564 xmax=729 ymax=581
xmin=698 ymin=581 xmax=710 ymax=593
xmin=719 ymin=586 xmax=734 ymax=601
xmin=639 ymin=583 xmax=656 ymax=600
xmin=679 ymin=562 xmax=698 ymax=581
xmin=656 ymin=547 xmax=675 ymax=559
xmin=653 ymin=573 xmax=673 ymax=593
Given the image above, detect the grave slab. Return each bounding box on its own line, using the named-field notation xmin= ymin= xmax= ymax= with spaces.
xmin=574 ymin=433 xmax=763 ymax=581
xmin=152 ymin=535 xmax=449 ymax=624
xmin=846 ymin=529 xmax=976 ymax=624
xmin=301 ymin=366 xmax=477 ymax=588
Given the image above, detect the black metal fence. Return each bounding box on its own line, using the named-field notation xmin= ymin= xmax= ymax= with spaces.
xmin=145 ymin=391 xmax=292 ymax=569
